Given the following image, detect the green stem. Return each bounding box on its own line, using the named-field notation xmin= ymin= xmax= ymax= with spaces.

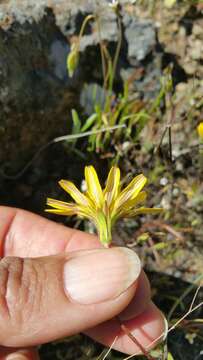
xmin=96 ymin=16 xmax=107 ymax=84
xmin=110 ymin=13 xmax=122 ymax=92
xmin=78 ymin=14 xmax=95 ymax=43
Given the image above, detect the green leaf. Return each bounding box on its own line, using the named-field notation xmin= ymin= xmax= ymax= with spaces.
xmin=71 ymin=109 xmax=81 ymax=134
xmin=167 ymin=352 xmax=175 ymax=360
xmin=152 ymin=242 xmax=168 ymax=250
xmin=81 ymin=113 xmax=98 ymax=132
xmin=137 ymin=232 xmax=150 ymax=243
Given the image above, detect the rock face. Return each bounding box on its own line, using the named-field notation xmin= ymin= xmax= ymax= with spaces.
xmin=0 ymin=8 xmax=78 ymax=173
xmin=0 ymin=0 xmax=162 ymax=173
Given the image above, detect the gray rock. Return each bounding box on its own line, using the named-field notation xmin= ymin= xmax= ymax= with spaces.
xmin=0 ymin=9 xmax=79 ymax=173
xmin=0 ymin=0 xmax=162 ymax=173
xmin=123 ymin=13 xmax=156 ymax=63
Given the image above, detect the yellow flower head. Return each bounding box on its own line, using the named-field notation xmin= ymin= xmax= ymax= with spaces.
xmin=46 ymin=166 xmax=162 ymax=247
xmin=197 ymin=122 xmax=203 ymax=140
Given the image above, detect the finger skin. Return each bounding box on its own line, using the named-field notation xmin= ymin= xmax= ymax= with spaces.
xmin=0 ymin=207 xmax=151 ymax=319
xmin=0 ymin=206 xmax=165 ymax=355
xmin=119 ymin=271 xmax=151 ymax=321
xmin=86 ymin=302 xmax=166 ymax=355
xmin=0 ymin=207 xmax=151 ymax=309
xmin=0 ymin=207 xmax=101 ymax=258
xmin=0 ymin=251 xmax=138 ymax=347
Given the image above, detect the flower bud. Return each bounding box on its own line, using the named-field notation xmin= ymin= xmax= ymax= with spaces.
xmin=67 ymin=43 xmax=79 ymax=77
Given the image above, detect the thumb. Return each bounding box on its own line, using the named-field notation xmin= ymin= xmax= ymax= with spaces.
xmin=0 ymin=247 xmax=141 ymax=347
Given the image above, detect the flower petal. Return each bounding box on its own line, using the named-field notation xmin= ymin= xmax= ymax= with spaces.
xmin=104 ymin=166 xmax=120 ymax=207
xmin=46 ymin=198 xmax=78 ymax=215
xmin=85 ymin=166 xmax=103 ymax=207
xmin=45 ymin=209 xmax=75 ymax=215
xmin=59 ymin=180 xmax=92 ymax=206
xmin=114 ymin=174 xmax=147 ymax=211
xmin=46 ymin=198 xmax=94 ymax=218
xmin=122 ymin=191 xmax=147 ymax=211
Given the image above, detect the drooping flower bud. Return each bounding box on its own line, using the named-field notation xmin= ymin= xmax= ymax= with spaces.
xmin=67 ymin=43 xmax=79 ymax=78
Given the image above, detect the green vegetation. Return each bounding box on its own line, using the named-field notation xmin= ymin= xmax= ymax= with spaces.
xmin=60 ymin=3 xmax=203 ymax=359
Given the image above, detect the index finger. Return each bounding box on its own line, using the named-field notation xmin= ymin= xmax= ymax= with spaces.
xmin=0 ymin=206 xmax=101 ymax=257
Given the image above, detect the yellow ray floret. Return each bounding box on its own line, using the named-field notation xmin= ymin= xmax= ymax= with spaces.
xmin=46 ymin=198 xmax=78 ymax=215
xmin=85 ymin=165 xmax=104 ymax=207
xmin=113 ymin=174 xmax=147 ymax=215
xmin=104 ymin=166 xmax=120 ymax=207
xmin=59 ymin=180 xmax=92 ymax=207
xmin=46 ymin=166 xmax=162 ymax=246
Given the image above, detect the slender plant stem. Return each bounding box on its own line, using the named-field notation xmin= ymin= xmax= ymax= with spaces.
xmin=110 ymin=12 xmax=122 ymax=92
xmin=119 ymin=322 xmax=155 ymax=360
xmin=78 ymin=14 xmax=95 ymax=43
xmin=168 ymin=273 xmax=203 ymax=320
xmin=96 ymin=16 xmax=107 ymax=83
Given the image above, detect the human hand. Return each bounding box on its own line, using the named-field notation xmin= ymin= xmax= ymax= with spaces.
xmin=0 ymin=206 xmax=166 ymax=359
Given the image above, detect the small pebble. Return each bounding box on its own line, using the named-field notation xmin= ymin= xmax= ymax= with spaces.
xmin=160 ymin=177 xmax=168 ymax=186
xmin=172 ymin=188 xmax=179 ymax=197
xmin=122 ymin=141 xmax=130 ymax=151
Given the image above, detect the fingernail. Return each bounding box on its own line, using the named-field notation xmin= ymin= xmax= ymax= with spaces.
xmin=6 ymin=349 xmax=39 ymax=360
xmin=6 ymin=354 xmax=28 ymax=360
xmin=63 ymin=247 xmax=141 ymax=304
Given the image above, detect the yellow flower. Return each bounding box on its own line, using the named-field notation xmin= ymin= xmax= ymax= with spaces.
xmin=46 ymin=166 xmax=162 ymax=247
xmin=197 ymin=122 xmax=203 ymax=140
